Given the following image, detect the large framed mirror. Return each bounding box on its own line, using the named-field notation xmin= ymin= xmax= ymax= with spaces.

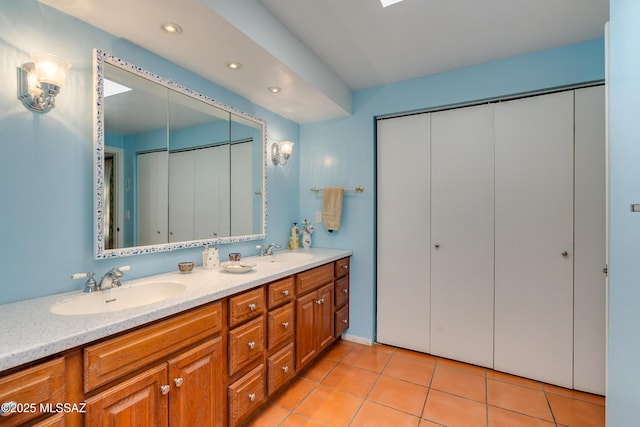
xmin=94 ymin=50 xmax=266 ymax=259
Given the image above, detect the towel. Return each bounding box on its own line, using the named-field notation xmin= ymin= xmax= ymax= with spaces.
xmin=323 ymin=187 xmax=344 ymax=232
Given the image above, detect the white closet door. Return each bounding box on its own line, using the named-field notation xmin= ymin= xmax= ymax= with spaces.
xmin=376 ymin=114 xmax=431 ymax=353
xmin=430 ymin=104 xmax=495 ymax=368
xmin=494 ymin=91 xmax=574 ymax=388
xmin=194 ymin=145 xmax=230 ymax=239
xmin=573 ymin=86 xmax=606 ymax=394
xmin=231 ymin=141 xmax=253 ymax=236
xmin=169 ymin=150 xmax=195 ymax=243
xmin=137 ymin=151 xmax=168 ymax=246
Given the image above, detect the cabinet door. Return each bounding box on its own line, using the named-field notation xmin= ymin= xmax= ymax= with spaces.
xmin=494 ymin=91 xmax=574 ymax=388
xmin=296 ymin=291 xmax=318 ymax=369
xmin=376 ymin=113 xmax=431 ymax=352
xmin=168 ymin=338 xmax=224 ymax=427
xmin=430 ymin=104 xmax=495 ymax=368
xmin=85 ymin=364 xmax=169 ymax=427
xmin=317 ymin=283 xmax=335 ymax=353
xmin=573 ymin=86 xmax=606 ymax=394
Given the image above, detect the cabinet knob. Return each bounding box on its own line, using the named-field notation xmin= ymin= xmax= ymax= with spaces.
xmin=342 ymin=265 xmax=349 ymax=270
xmin=248 ymin=303 xmax=256 ymax=311
xmin=282 ymin=289 xmax=289 ymax=296
xmin=174 ymin=377 xmax=184 ymax=388
xmin=1 ymin=401 xmax=17 ymax=417
xmin=282 ymin=365 xmax=289 ymax=373
xmin=561 ymin=251 xmax=569 ymax=257
xmin=282 ymin=321 xmax=289 ymax=328
xmin=342 ymin=288 xmax=348 ymax=293
xmin=248 ymin=341 xmax=256 ymax=349
xmin=248 ymin=393 xmax=256 ymax=402
xmin=160 ymin=385 xmax=170 ymax=395
xmin=156 ymin=230 xmax=161 ymax=234
xmin=343 ymin=319 xmax=348 ymax=324
xmin=316 ymin=298 xmax=325 ymax=305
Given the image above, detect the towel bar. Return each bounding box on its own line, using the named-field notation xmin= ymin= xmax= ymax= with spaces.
xmin=310 ymin=185 xmax=364 ymax=194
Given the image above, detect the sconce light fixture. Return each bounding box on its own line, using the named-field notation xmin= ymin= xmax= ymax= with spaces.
xmin=18 ymin=52 xmax=72 ymax=113
xmin=271 ymin=141 xmax=294 ymax=166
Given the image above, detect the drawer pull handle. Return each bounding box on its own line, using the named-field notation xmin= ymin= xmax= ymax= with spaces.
xmin=282 ymin=289 xmax=289 ymax=296
xmin=161 ymin=385 xmax=171 ymax=395
xmin=343 ymin=319 xmax=348 ymax=324
xmin=316 ymin=297 xmax=325 ymax=305
xmin=248 ymin=303 xmax=257 ymax=310
xmin=1 ymin=401 xmax=17 ymax=417
xmin=282 ymin=321 xmax=289 ymax=328
xmin=343 ymin=265 xmax=348 ymax=270
xmin=342 ymin=288 xmax=348 ymax=293
xmin=248 ymin=393 xmax=256 ymax=402
xmin=174 ymin=377 xmax=184 ymax=387
xmin=248 ymin=341 xmax=256 ymax=349
xmin=282 ymin=365 xmax=289 ymax=373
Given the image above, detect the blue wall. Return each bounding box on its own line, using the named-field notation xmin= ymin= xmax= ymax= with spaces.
xmin=0 ymin=0 xmax=299 ymax=304
xmin=607 ymin=0 xmax=640 ymax=424
xmin=300 ymin=39 xmax=604 ymax=342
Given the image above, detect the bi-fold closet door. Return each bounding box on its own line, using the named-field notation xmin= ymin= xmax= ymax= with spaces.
xmin=376 ymin=87 xmax=605 ymax=393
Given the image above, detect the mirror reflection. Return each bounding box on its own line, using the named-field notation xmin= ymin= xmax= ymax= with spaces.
xmin=95 ymin=51 xmax=266 ymax=259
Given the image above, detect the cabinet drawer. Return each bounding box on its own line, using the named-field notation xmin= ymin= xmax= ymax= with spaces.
xmin=84 ymin=302 xmax=221 ymax=392
xmin=335 ymin=276 xmax=349 ymax=308
xmin=267 ymin=277 xmax=295 ymax=309
xmin=32 ymin=412 xmax=65 ymax=427
xmin=267 ymin=303 xmax=294 ymax=350
xmin=335 ymin=304 xmax=349 ymax=337
xmin=335 ymin=257 xmax=350 ymax=278
xmin=267 ymin=343 xmax=295 ymax=396
xmin=228 ymin=364 xmax=265 ymax=427
xmin=296 ymin=263 xmax=334 ymax=295
xmin=229 ymin=288 xmax=265 ymax=327
xmin=228 ymin=317 xmax=265 ymax=376
xmin=0 ymin=357 xmax=65 ymax=427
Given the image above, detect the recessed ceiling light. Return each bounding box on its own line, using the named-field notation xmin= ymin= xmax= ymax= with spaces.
xmin=227 ymin=62 xmax=243 ymax=70
xmin=380 ymin=0 xmax=404 ymax=7
xmin=268 ymin=86 xmax=281 ymax=94
xmin=161 ymin=22 xmax=183 ymax=35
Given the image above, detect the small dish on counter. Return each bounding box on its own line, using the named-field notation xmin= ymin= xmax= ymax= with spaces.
xmin=221 ymin=261 xmax=256 ymax=274
xmin=178 ymin=261 xmax=195 ymax=273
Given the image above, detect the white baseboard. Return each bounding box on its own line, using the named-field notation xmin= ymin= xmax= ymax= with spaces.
xmin=341 ymin=333 xmax=374 ymax=346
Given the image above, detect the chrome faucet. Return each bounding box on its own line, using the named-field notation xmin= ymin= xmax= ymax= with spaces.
xmin=98 ymin=266 xmax=130 ymax=290
xmin=258 ymin=243 xmax=281 ymax=256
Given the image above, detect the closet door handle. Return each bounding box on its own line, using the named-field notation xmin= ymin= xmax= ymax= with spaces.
xmin=434 ymin=244 xmax=440 ymax=249
xmin=561 ymin=251 xmax=569 ymax=257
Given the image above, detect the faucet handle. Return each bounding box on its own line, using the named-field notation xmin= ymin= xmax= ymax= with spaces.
xmin=72 ymin=271 xmax=97 ymax=293
xmin=118 ymin=266 xmax=131 ymax=272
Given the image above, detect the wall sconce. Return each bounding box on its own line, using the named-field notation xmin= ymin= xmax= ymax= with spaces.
xmin=18 ymin=52 xmax=72 ymax=113
xmin=272 ymin=141 xmax=294 ymax=166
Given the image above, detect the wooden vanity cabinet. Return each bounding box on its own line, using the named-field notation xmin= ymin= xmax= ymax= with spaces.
xmin=83 ymin=303 xmax=224 ymax=427
xmin=296 ymin=280 xmax=335 ymax=370
xmin=265 ymin=278 xmax=296 ymax=398
xmin=334 ymin=257 xmax=350 ymax=337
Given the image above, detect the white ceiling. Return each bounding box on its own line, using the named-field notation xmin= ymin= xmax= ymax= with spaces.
xmin=41 ymin=0 xmax=609 ymax=123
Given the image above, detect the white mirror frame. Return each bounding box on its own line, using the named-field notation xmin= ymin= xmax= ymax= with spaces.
xmin=93 ymin=49 xmax=267 ymax=259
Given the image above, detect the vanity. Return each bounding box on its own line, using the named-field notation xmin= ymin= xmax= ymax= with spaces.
xmin=0 ymin=248 xmax=351 ymax=426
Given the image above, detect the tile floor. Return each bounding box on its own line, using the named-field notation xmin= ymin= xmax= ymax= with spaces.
xmin=245 ymin=340 xmax=605 ymax=427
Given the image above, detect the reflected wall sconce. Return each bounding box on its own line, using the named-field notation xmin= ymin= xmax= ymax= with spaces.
xmin=271 ymin=141 xmax=294 ymax=166
xmin=18 ymin=52 xmax=72 ymax=113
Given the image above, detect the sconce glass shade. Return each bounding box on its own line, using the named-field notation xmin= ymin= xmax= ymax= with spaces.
xmin=18 ymin=52 xmax=71 ymax=113
xmin=31 ymin=52 xmax=72 ymax=87
xmin=271 ymin=141 xmax=294 ymax=166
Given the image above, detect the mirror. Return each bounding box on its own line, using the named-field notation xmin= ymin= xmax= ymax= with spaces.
xmin=94 ymin=50 xmax=266 ymax=259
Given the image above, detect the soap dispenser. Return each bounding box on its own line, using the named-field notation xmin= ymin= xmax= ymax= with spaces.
xmin=202 ymin=245 xmax=219 ymax=269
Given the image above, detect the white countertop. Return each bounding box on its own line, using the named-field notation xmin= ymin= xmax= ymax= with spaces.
xmin=0 ymin=248 xmax=352 ymax=372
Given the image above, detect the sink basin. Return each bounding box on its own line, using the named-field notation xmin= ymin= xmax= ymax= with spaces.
xmin=256 ymin=251 xmax=315 ymax=263
xmin=51 ymin=281 xmax=186 ymax=315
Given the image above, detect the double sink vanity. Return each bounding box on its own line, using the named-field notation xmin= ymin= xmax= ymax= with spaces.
xmin=0 ymin=248 xmax=352 ymax=426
